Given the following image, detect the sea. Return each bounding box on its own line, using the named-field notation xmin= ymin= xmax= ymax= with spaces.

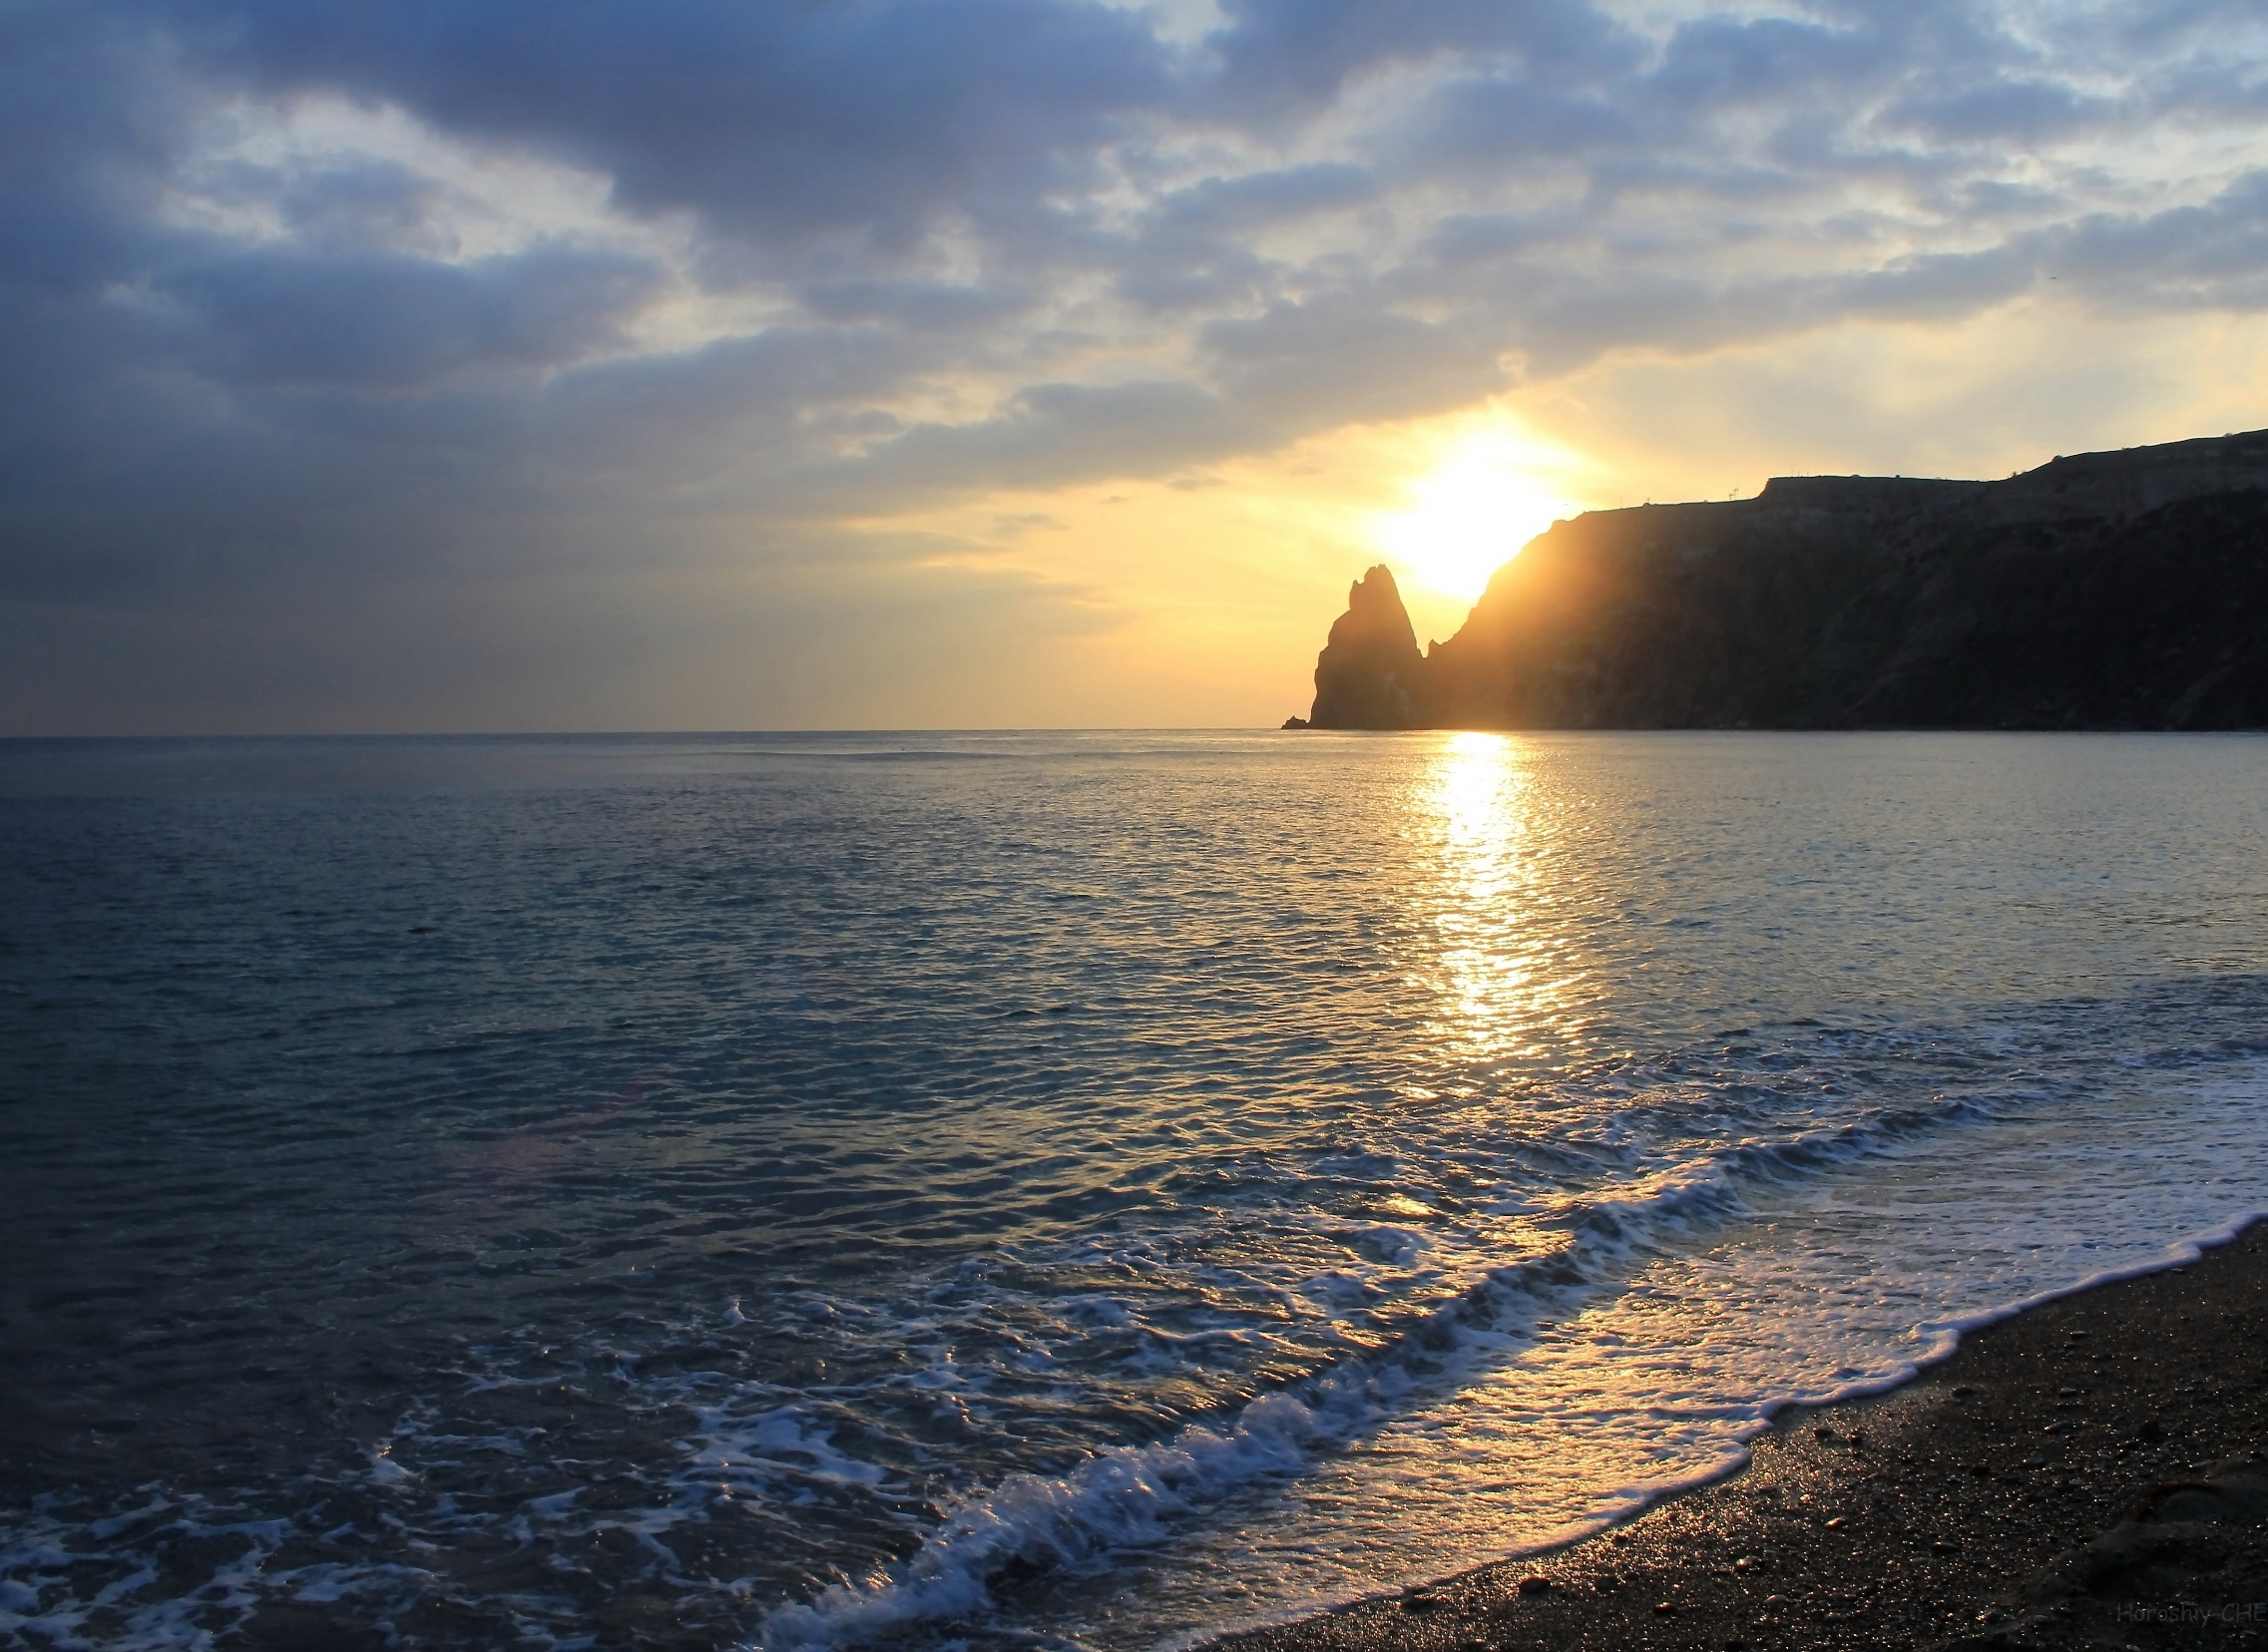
xmin=3 ymin=729 xmax=2265 ymax=1652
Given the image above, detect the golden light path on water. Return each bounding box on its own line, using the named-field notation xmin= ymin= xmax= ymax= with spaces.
xmin=1417 ymin=732 xmax=1588 ymax=1069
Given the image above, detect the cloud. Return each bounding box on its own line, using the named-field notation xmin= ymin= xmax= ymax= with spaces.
xmin=162 ymin=241 xmax=660 ymax=388
xmin=1413 ymin=76 xmax=1638 ymax=165
xmin=1887 ymin=78 xmax=2121 ymax=144
xmin=167 ymin=0 xmax=1175 ymax=245
xmin=840 ymin=379 xmax=1246 ymax=500
xmin=1200 ymin=0 xmax=1636 ymax=117
xmin=1202 ymin=292 xmax=1510 ymax=424
xmin=4 ymin=0 xmax=2268 ymax=728
xmin=1113 ymin=163 xmax=1377 ymax=312
xmin=1149 ymin=162 xmax=1378 ymax=232
xmin=1644 ymin=12 xmax=1895 ymax=112
xmin=2050 ymin=169 xmax=2268 ymax=309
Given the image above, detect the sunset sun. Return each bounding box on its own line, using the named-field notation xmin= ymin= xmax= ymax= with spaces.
xmin=1372 ymin=428 xmax=1581 ymax=602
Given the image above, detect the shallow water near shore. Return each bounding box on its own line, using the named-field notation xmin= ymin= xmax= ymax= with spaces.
xmin=2 ymin=730 xmax=2265 ymax=1651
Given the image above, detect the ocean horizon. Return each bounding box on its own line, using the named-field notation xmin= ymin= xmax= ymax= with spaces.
xmin=5 ymin=729 xmax=2266 ymax=1651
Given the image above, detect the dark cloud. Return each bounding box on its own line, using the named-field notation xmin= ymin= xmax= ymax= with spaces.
xmin=166 ymin=0 xmax=1174 ymax=244
xmin=1414 ymin=77 xmax=1637 ymax=165
xmin=1887 ymin=79 xmax=2120 ymax=143
xmin=1423 ymin=209 xmax=1568 ymax=265
xmin=1149 ymin=163 xmax=1377 ymax=231
xmin=2050 ymin=170 xmax=2268 ymax=309
xmin=1202 ymin=293 xmax=1510 ymax=425
xmin=263 ymin=159 xmax=451 ymax=253
xmin=1645 ymin=13 xmax=1893 ymax=111
xmin=165 ymin=242 xmax=660 ymax=388
xmin=0 ymin=16 xmax=189 ymax=311
xmin=1112 ymin=167 xmax=1384 ymax=315
xmin=795 ymin=275 xmax=1037 ymax=332
xmin=2108 ymin=0 xmax=2268 ymax=52
xmin=1201 ymin=0 xmax=1636 ymax=117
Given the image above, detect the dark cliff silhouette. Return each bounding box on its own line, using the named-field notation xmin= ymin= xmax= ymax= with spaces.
xmin=1298 ymin=429 xmax=2268 ymax=730
xmin=1307 ymin=564 xmax=1430 ymax=728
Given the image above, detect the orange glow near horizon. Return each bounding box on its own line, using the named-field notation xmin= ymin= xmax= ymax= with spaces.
xmin=827 ymin=407 xmax=1611 ymax=721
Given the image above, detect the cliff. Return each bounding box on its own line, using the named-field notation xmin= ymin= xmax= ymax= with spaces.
xmin=1300 ymin=429 xmax=2268 ymax=730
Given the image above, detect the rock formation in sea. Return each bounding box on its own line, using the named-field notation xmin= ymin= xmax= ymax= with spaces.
xmin=1308 ymin=564 xmax=1430 ymax=729
xmin=1296 ymin=428 xmax=2268 ymax=730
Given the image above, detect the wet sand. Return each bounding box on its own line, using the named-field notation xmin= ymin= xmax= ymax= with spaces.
xmin=1208 ymin=1221 xmax=2268 ymax=1652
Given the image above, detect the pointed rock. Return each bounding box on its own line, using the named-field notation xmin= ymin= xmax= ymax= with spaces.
xmin=1309 ymin=565 xmax=1430 ymax=729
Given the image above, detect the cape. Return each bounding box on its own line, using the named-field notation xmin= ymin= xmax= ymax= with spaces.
xmin=1297 ymin=429 xmax=2268 ymax=730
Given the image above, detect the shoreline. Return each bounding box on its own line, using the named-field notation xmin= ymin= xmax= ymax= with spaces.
xmin=1205 ymin=1220 xmax=2268 ymax=1652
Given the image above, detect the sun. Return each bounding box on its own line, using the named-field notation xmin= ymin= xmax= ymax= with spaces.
xmin=1371 ymin=427 xmax=1581 ymax=602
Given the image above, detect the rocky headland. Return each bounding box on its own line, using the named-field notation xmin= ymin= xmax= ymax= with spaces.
xmin=1296 ymin=429 xmax=2268 ymax=730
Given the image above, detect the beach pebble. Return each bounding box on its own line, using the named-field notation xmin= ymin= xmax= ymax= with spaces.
xmin=1515 ymin=1575 xmax=1553 ymax=1595
xmin=1654 ymin=1601 xmax=1679 ymax=1615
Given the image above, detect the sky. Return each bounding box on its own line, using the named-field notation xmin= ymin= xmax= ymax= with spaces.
xmin=4 ymin=0 xmax=2267 ymax=734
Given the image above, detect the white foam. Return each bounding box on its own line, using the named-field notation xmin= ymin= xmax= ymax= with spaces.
xmin=750 ymin=1079 xmax=2022 ymax=1649
xmin=761 ymin=1395 xmax=1328 ymax=1650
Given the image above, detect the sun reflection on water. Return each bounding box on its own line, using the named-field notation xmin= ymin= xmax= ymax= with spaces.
xmin=1416 ymin=731 xmax=1587 ymax=1066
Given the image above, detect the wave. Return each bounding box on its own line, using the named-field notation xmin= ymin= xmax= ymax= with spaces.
xmin=757 ymin=1084 xmax=2009 ymax=1648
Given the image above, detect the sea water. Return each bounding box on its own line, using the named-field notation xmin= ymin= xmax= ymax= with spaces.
xmin=1 ymin=730 xmax=2264 ymax=1651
